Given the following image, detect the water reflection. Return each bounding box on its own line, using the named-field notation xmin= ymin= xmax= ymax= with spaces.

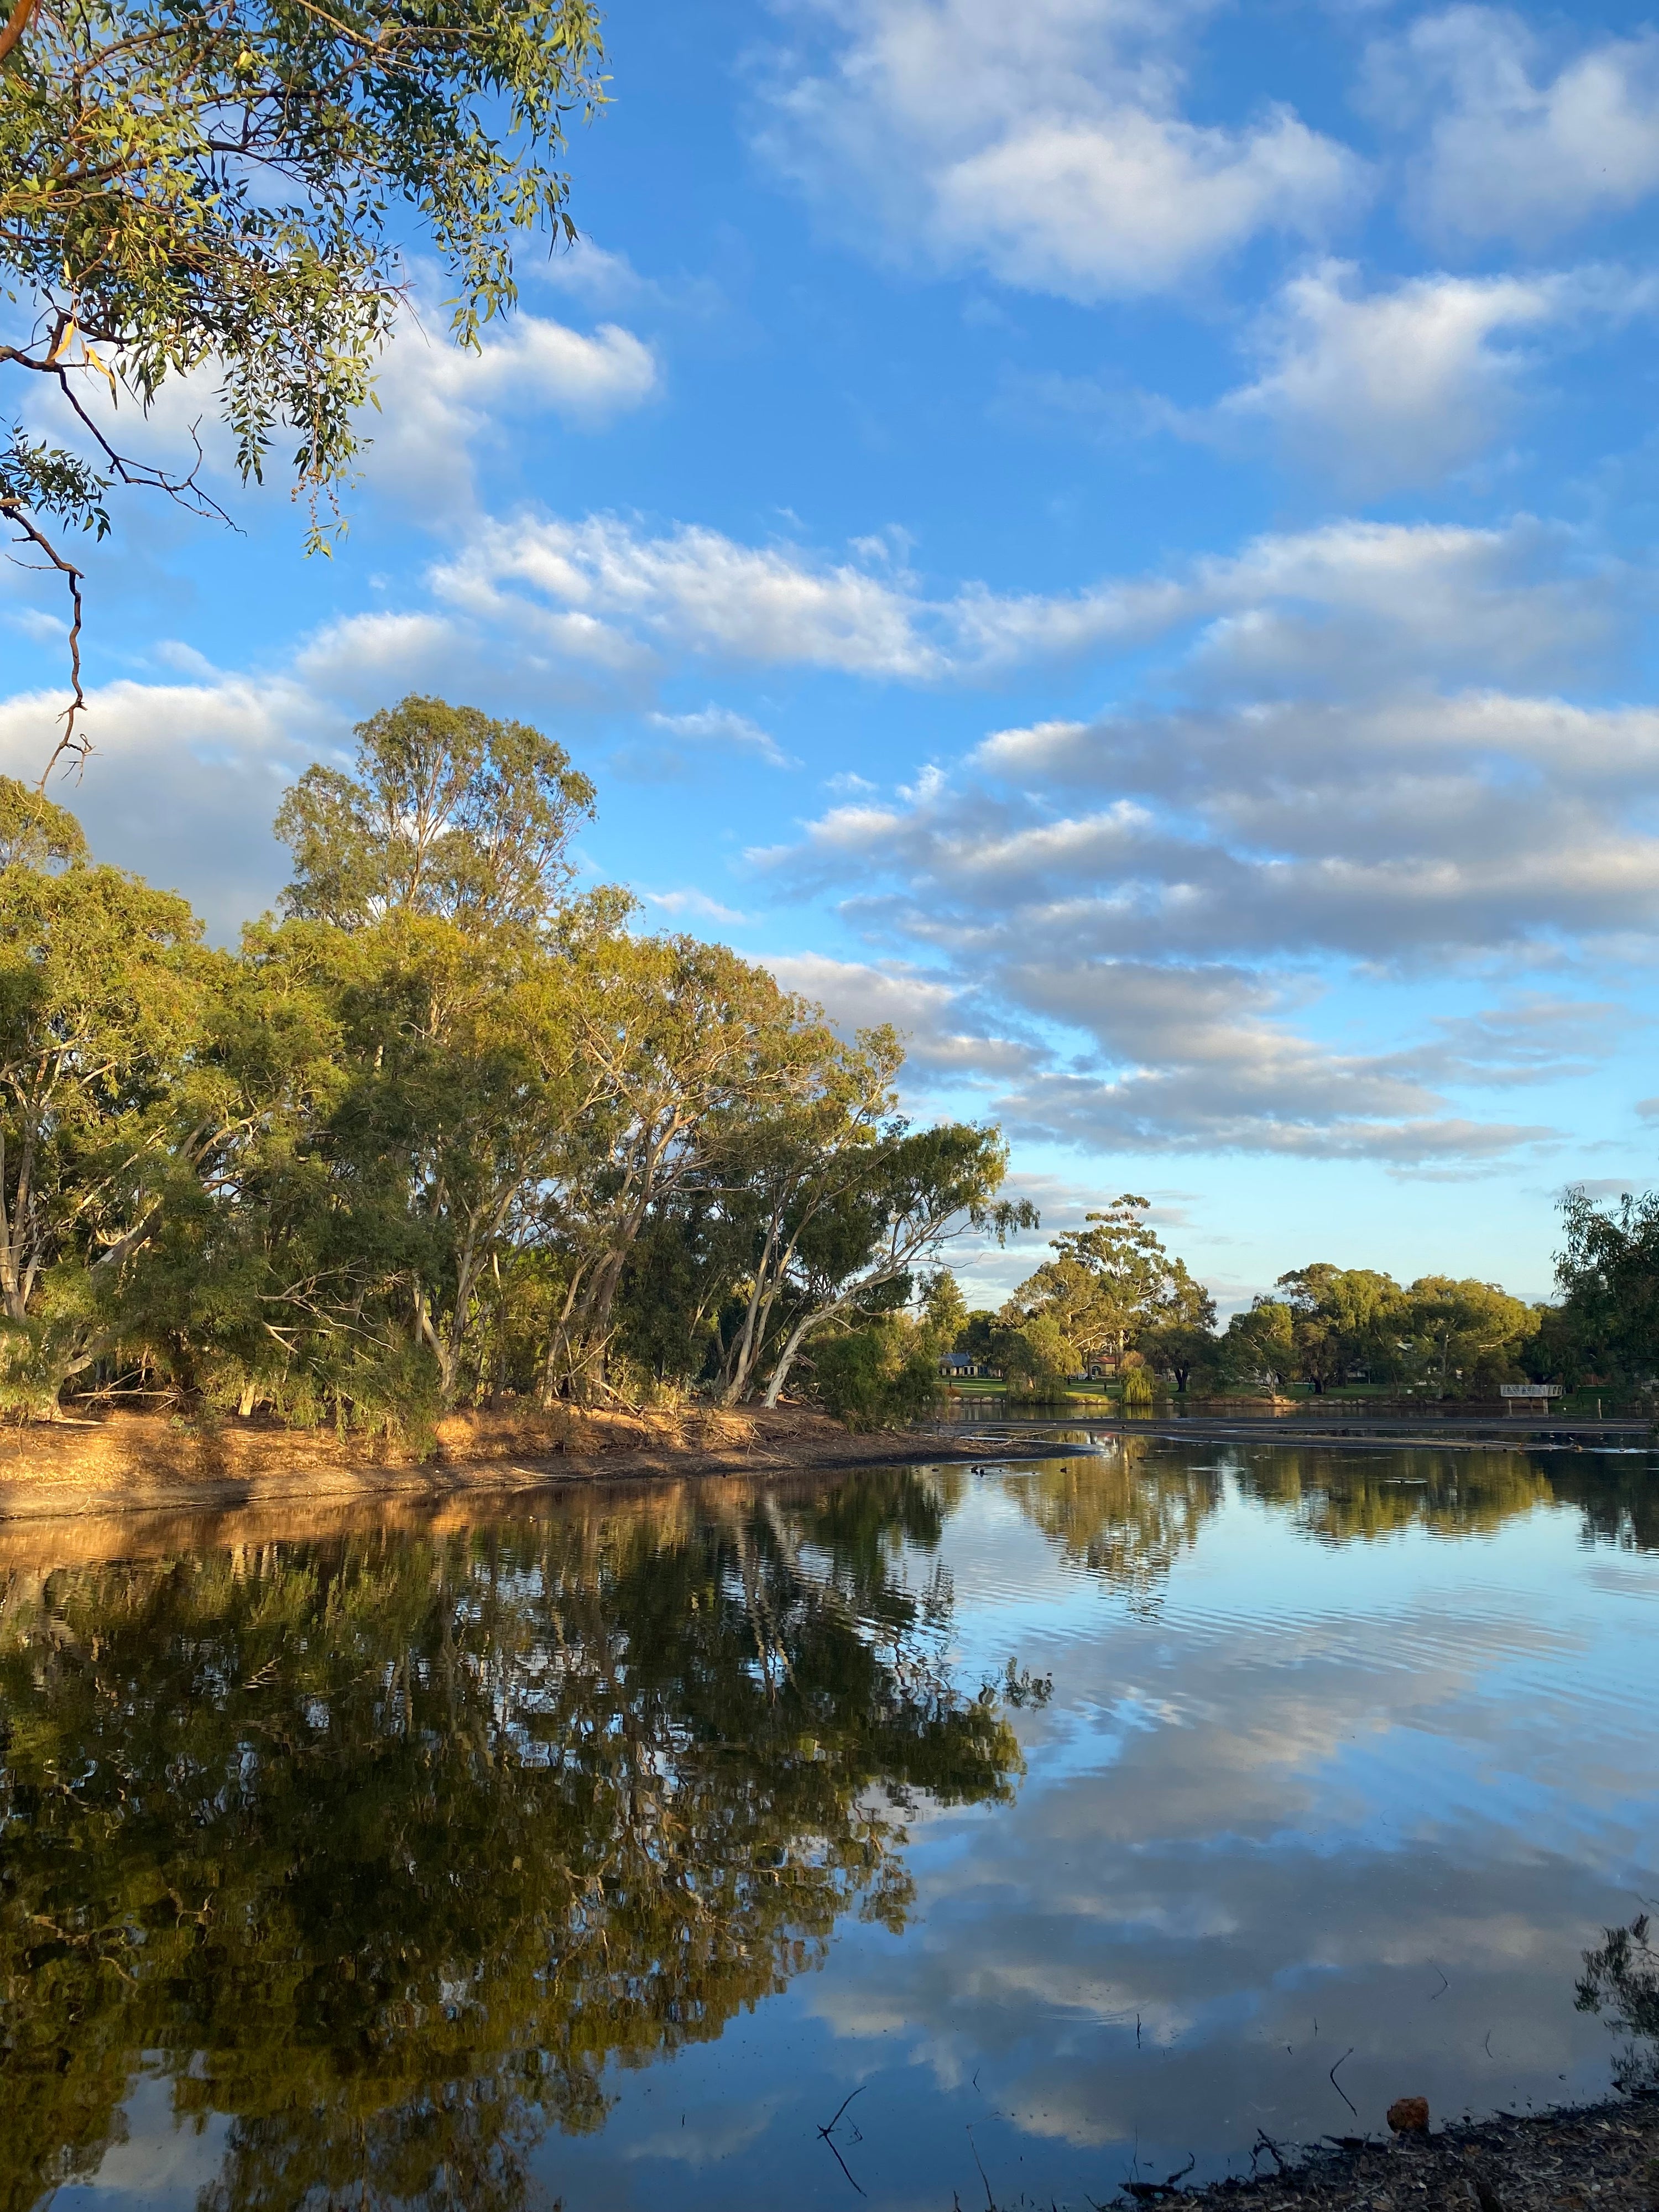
xmin=1232 ymin=1447 xmax=1558 ymax=1543
xmin=0 ymin=1473 xmax=1018 ymax=2212
xmin=1006 ymin=1433 xmax=1659 ymax=1583
xmin=1004 ymin=1443 xmax=1223 ymax=1609
xmin=1578 ymin=1916 xmax=1659 ymax=2092
xmin=3 ymin=1446 xmax=1657 ymax=2212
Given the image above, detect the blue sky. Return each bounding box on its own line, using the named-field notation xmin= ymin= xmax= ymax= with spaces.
xmin=6 ymin=0 xmax=1659 ymax=1310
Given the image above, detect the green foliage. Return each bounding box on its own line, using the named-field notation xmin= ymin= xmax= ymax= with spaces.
xmin=1552 ymin=1184 xmax=1659 ymax=1385
xmin=1001 ymin=1193 xmax=1215 ymax=1393
xmin=812 ymin=1317 xmax=943 ymax=1430
xmin=1222 ymin=1297 xmax=1298 ymax=1391
xmin=919 ymin=1266 xmax=968 ymax=1352
xmin=0 ymin=772 xmax=85 ymax=870
xmin=2 ymin=0 xmax=604 ymax=749
xmin=1137 ymin=1319 xmax=1219 ymax=1393
xmin=0 ymin=420 xmax=108 ymax=537
xmin=276 ymin=695 xmax=596 ymax=932
xmin=0 ymin=845 xmax=217 ymax=1405
xmin=997 ymin=1309 xmax=1077 ymax=1400
xmin=1 ymin=0 xmax=604 ymax=498
xmin=1222 ymin=1265 xmax=1540 ymax=1396
xmin=0 ymin=704 xmax=1028 ymax=1432
xmin=1119 ymin=1358 xmax=1155 ymax=1412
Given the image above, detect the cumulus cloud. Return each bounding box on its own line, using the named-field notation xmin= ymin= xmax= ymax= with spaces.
xmin=1370 ymin=7 xmax=1659 ymax=244
xmin=421 ymin=508 xmax=1613 ymax=697
xmin=430 ymin=514 xmax=943 ymax=677
xmin=757 ymin=0 xmax=1365 ymax=299
xmin=766 ymin=952 xmax=1042 ymax=1081
xmin=763 ymin=941 xmax=1574 ymax=1165
xmin=0 ymin=675 xmax=329 ymax=939
xmin=639 ymin=888 xmax=750 ymax=925
xmin=1219 ymin=262 xmax=1594 ymax=493
xmin=740 ymin=506 xmax=1648 ymax=1166
xmin=364 ymin=311 xmax=659 ymax=508
xmin=3 ymin=497 xmax=1642 ymax=1167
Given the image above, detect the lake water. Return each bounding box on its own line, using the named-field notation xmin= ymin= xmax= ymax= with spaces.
xmin=5 ymin=1437 xmax=1658 ymax=2212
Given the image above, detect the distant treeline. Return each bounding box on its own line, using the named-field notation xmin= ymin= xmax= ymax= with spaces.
xmin=0 ymin=696 xmax=1029 ymax=1434
xmin=962 ymin=1190 xmax=1659 ymax=1401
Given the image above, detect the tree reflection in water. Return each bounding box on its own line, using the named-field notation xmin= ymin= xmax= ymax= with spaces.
xmin=1001 ymin=1438 xmax=1659 ymax=1606
xmin=1231 ymin=1448 xmax=1557 ymax=1542
xmin=0 ymin=1470 xmax=1019 ymax=2212
xmin=1004 ymin=1441 xmax=1223 ymax=1610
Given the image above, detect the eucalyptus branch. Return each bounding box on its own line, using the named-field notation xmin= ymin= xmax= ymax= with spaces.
xmin=0 ymin=0 xmax=38 ymax=67
xmin=0 ymin=495 xmax=90 ymax=779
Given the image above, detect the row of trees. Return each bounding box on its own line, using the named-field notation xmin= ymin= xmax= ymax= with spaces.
xmin=0 ymin=696 xmax=1030 ymax=1431
xmin=953 ymin=1198 xmax=1659 ymax=1401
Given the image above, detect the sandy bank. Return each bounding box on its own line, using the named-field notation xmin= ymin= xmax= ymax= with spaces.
xmin=0 ymin=1400 xmax=1010 ymax=1524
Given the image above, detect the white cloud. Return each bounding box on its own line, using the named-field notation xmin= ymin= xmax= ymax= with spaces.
xmin=639 ymin=888 xmax=750 ymax=924
xmin=738 ymin=503 xmax=1650 ymax=1166
xmin=0 ymin=675 xmax=328 ymax=940
xmin=764 ymin=946 xmax=1566 ymax=1165
xmin=766 ymin=951 xmax=1042 ymax=1079
xmin=430 ymin=513 xmax=945 ymax=676
xmin=1370 ymin=7 xmax=1659 ymax=244
xmin=366 ymin=312 xmax=659 ymax=507
xmin=644 ymin=706 xmax=797 ymax=769
xmin=423 ymin=508 xmax=1612 ymax=696
xmin=757 ymin=0 xmax=1366 ymax=300
xmin=291 ymin=611 xmax=465 ymax=698
xmin=1218 ymin=262 xmax=1578 ymax=492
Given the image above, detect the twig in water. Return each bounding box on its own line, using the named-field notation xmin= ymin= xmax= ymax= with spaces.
xmin=967 ymin=2123 xmax=997 ymax=2212
xmin=1429 ymin=1964 xmax=1450 ymax=2001
xmin=818 ymin=2085 xmax=865 ymax=2140
xmin=818 ymin=2085 xmax=867 ymax=2198
xmin=1329 ymin=2047 xmax=1358 ymax=2119
xmin=821 ymin=2133 xmax=865 ymax=2198
xmin=1253 ymin=2130 xmax=1287 ymax=2171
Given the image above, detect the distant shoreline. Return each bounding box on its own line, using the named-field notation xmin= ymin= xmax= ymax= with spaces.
xmin=953 ymin=1406 xmax=1656 ymax=1451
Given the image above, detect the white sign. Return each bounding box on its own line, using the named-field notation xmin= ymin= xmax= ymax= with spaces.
xmin=1499 ymin=1383 xmax=1562 ymax=1398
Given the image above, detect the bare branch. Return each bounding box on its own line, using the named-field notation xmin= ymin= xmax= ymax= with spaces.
xmin=0 ymin=498 xmax=92 ymax=781
xmin=52 ymin=366 xmax=237 ymax=529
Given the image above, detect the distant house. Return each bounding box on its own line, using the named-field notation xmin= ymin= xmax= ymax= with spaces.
xmin=940 ymin=1353 xmax=994 ymax=1378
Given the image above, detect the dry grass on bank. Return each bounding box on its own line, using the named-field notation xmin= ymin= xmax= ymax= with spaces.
xmin=0 ymin=1399 xmax=977 ymax=1521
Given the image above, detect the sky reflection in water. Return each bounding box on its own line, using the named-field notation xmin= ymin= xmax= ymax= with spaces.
xmin=7 ymin=1441 xmax=1658 ymax=2212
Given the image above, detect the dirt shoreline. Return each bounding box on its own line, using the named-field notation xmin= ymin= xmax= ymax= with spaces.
xmin=1154 ymin=2089 xmax=1659 ymax=2212
xmin=0 ymin=1399 xmax=1649 ymax=1526
xmin=0 ymin=1400 xmax=1036 ymax=1525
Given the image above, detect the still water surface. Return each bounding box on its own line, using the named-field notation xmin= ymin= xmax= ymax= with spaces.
xmin=5 ymin=1438 xmax=1658 ymax=2212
